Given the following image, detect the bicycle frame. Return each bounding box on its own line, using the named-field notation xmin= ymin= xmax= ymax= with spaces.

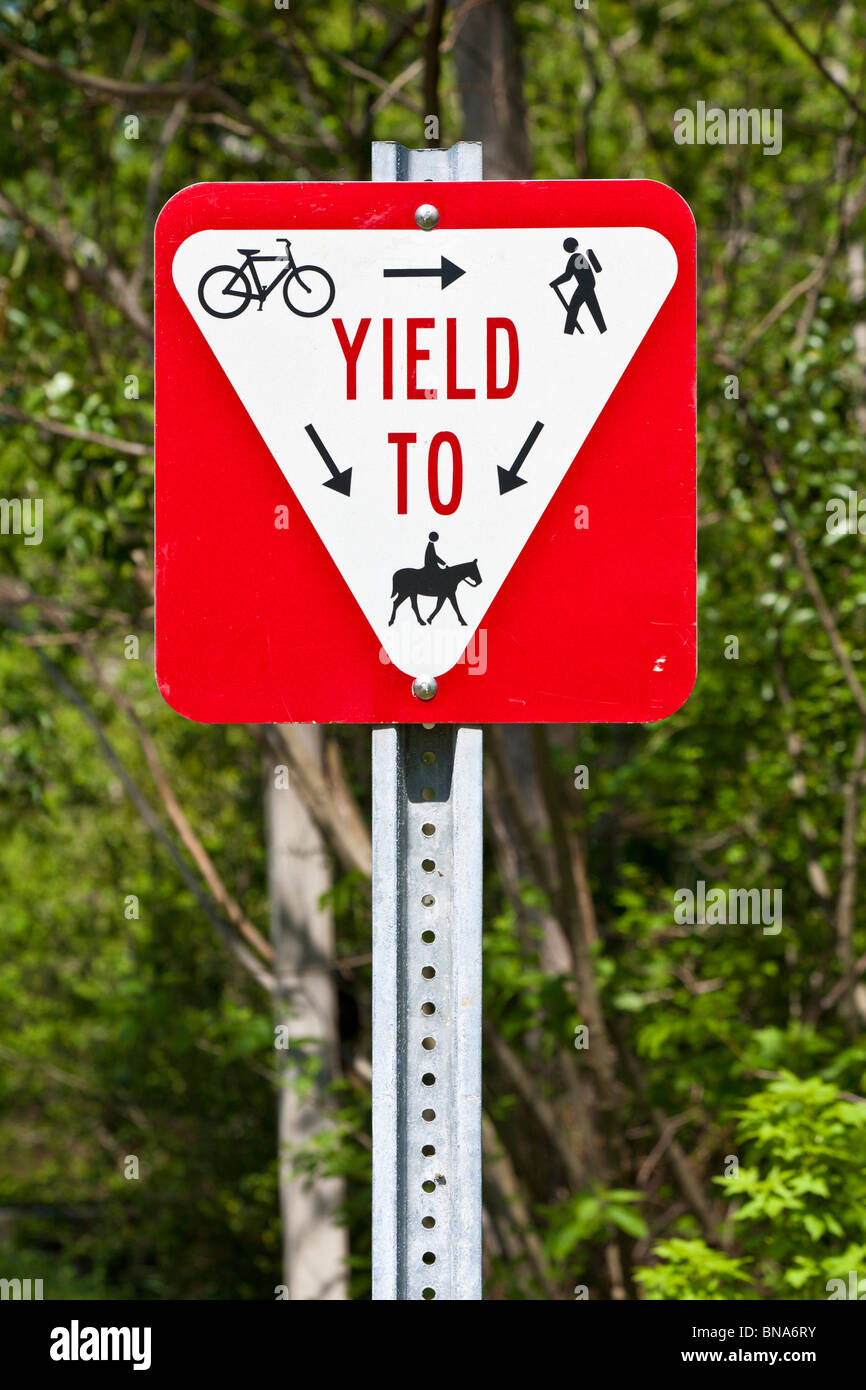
xmin=241 ymin=248 xmax=296 ymax=304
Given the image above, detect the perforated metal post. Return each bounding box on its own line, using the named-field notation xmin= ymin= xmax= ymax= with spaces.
xmin=371 ymin=141 xmax=484 ymax=1301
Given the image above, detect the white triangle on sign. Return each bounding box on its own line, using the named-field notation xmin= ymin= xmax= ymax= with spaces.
xmin=172 ymin=226 xmax=677 ymax=677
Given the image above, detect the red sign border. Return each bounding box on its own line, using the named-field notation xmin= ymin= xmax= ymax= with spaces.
xmin=155 ymin=179 xmax=696 ymax=725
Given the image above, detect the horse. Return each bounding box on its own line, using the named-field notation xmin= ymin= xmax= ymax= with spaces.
xmin=388 ymin=559 xmax=482 ymax=627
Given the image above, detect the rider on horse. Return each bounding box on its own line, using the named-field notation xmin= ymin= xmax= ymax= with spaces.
xmin=424 ymin=532 xmax=447 ymax=579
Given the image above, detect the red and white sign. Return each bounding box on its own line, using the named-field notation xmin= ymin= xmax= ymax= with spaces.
xmin=155 ymin=180 xmax=696 ymax=723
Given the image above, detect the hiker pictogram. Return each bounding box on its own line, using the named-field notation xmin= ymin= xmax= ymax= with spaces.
xmin=550 ymin=237 xmax=607 ymax=335
xmin=389 ymin=532 xmax=482 ymax=627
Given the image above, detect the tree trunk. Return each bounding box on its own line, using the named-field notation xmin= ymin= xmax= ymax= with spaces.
xmin=450 ymin=0 xmax=532 ymax=178
xmin=266 ymin=725 xmax=347 ymax=1300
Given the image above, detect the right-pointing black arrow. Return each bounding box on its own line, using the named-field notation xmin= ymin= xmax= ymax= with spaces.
xmin=382 ymin=255 xmax=465 ymax=290
xmin=498 ymin=420 xmax=545 ymax=495
xmin=305 ymin=423 xmax=352 ymax=496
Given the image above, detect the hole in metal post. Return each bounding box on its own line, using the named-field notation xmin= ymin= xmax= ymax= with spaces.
xmin=422 ymin=1108 xmax=435 ymax=1121
xmin=422 ymin=1145 xmax=435 ymax=1156
xmin=421 ymin=823 xmax=436 ymax=837
xmin=422 ymin=1252 xmax=436 ymax=1265
xmin=422 ymin=858 xmax=435 ymax=872
xmin=422 ymin=1036 xmax=436 ymax=1049
xmin=422 ymin=1180 xmax=436 ymax=1193
xmin=421 ymin=966 xmax=435 ymax=979
xmin=422 ymin=1216 xmax=435 ymax=1229
xmin=421 ymin=930 xmax=435 ymax=943
xmin=421 ymin=1002 xmax=436 ymax=1015
xmin=422 ymin=1072 xmax=436 ymax=1085
xmin=421 ymin=786 xmax=436 ymax=801
xmin=421 ymin=751 xmax=436 ymax=765
xmin=422 ymin=1287 xmax=436 ymax=1299
xmin=421 ymin=894 xmax=435 ymax=907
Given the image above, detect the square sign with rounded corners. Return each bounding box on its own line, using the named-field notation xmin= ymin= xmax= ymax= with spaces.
xmin=154 ymin=179 xmax=696 ymax=724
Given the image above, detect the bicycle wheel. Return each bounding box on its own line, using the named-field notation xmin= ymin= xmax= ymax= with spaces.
xmin=198 ymin=265 xmax=252 ymax=318
xmin=283 ymin=265 xmax=335 ymax=318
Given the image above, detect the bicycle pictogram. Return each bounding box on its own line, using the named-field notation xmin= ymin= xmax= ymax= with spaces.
xmin=197 ymin=238 xmax=335 ymax=319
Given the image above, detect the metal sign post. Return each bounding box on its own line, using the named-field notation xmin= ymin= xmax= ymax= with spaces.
xmin=371 ymin=141 xmax=484 ymax=1301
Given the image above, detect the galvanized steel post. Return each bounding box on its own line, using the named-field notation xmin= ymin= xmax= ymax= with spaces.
xmin=371 ymin=140 xmax=484 ymax=1301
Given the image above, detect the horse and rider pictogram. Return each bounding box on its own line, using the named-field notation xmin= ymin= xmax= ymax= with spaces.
xmin=389 ymin=532 xmax=482 ymax=627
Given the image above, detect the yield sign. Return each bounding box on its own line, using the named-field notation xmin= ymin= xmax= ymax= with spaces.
xmin=155 ymin=180 xmax=696 ymax=724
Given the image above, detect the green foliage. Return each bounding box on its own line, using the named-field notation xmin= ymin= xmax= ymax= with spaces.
xmin=546 ymin=1188 xmax=649 ymax=1261
xmin=636 ymin=1075 xmax=866 ymax=1299
xmin=636 ymin=1240 xmax=754 ymax=1301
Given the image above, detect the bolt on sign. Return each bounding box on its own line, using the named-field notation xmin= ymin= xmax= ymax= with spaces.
xmin=155 ymin=180 xmax=696 ymax=723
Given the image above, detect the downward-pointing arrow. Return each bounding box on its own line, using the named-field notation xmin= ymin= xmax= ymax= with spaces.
xmin=383 ymin=256 xmax=465 ymax=290
xmin=305 ymin=423 xmax=352 ymax=496
xmin=498 ymin=421 xmax=545 ymax=495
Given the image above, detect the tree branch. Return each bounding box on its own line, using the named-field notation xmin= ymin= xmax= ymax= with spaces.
xmin=834 ymin=728 xmax=866 ymax=1029
xmin=0 ymin=400 xmax=151 ymax=457
xmin=85 ymin=656 xmax=274 ymax=966
xmin=256 ymin=725 xmax=373 ymax=879
xmin=0 ymin=189 xmax=152 ymax=343
xmin=760 ymin=0 xmax=866 ymax=123
xmin=423 ymin=0 xmax=448 ymax=137
xmin=31 ymin=646 xmax=275 ymax=992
